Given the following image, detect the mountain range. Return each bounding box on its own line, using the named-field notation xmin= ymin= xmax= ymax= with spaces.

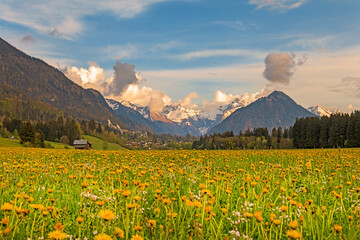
xmin=0 ymin=37 xmax=340 ymax=136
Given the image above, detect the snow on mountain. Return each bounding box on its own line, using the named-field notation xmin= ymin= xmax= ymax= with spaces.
xmin=307 ymin=105 xmax=341 ymax=117
xmin=107 ymin=99 xmax=152 ymax=120
xmin=220 ymin=98 xmax=248 ymax=120
xmin=161 ymin=104 xmax=202 ymax=123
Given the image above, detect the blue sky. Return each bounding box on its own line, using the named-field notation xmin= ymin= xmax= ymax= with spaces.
xmin=1 ymin=0 xmax=360 ymax=112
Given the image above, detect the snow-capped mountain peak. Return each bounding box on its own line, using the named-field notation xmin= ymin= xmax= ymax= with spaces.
xmin=106 ymin=99 xmax=151 ymax=120
xmin=307 ymin=105 xmax=340 ymax=117
xmin=161 ymin=104 xmax=201 ymax=123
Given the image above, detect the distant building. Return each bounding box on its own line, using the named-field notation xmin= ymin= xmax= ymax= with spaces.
xmin=73 ymin=140 xmax=92 ymax=149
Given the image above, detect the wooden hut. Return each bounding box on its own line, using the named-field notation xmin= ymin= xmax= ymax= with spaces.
xmin=73 ymin=140 xmax=92 ymax=149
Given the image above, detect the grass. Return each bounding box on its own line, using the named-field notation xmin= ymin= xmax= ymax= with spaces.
xmin=0 ymin=137 xmax=74 ymax=149
xmin=82 ymin=135 xmax=124 ymax=150
xmin=0 ymin=137 xmax=23 ymax=147
xmin=0 ymin=148 xmax=359 ymax=239
xmin=44 ymin=140 xmax=74 ymax=149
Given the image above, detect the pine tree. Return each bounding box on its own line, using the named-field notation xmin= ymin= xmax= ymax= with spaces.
xmin=19 ymin=122 xmax=35 ymax=144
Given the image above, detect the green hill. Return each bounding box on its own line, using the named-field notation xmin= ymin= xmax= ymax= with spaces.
xmin=82 ymin=135 xmax=124 ymax=150
xmin=0 ymin=138 xmax=23 ymax=147
xmin=0 ymin=137 xmax=74 ymax=149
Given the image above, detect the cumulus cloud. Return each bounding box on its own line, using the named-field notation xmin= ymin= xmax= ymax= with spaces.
xmin=119 ymin=85 xmax=172 ymax=112
xmin=63 ymin=62 xmax=106 ymax=86
xmin=249 ymin=0 xmax=307 ymax=12
xmin=263 ymin=52 xmax=307 ymax=86
xmin=20 ymin=34 xmax=36 ymax=44
xmin=176 ymin=92 xmax=199 ymax=109
xmin=104 ymin=61 xmax=142 ymax=96
xmin=63 ymin=61 xmax=173 ymax=112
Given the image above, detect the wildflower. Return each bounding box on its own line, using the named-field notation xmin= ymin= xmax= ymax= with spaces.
xmin=3 ymin=228 xmax=11 ymax=235
xmin=205 ymin=206 xmax=212 ymax=213
xmin=1 ymin=203 xmax=13 ymax=211
xmin=289 ymin=221 xmax=298 ymax=229
xmin=281 ymin=205 xmax=288 ymax=212
xmin=115 ymin=227 xmax=124 ymax=238
xmin=77 ymin=217 xmax=84 ymax=224
xmin=154 ymin=208 xmax=160 ymax=214
xmin=99 ymin=209 xmax=116 ymax=221
xmin=148 ymin=219 xmax=156 ymax=228
xmin=286 ymin=229 xmax=302 ymax=239
xmin=122 ymin=190 xmax=131 ymax=197
xmin=97 ymin=201 xmax=105 ymax=206
xmin=94 ymin=233 xmax=113 ymax=240
xmin=48 ymin=230 xmax=67 ymax=239
xmin=194 ymin=201 xmax=202 ymax=208
xmin=134 ymin=225 xmax=143 ymax=231
xmin=270 ymin=213 xmax=276 ymax=222
xmin=162 ymin=198 xmax=171 ymax=204
xmin=273 ymin=219 xmax=281 ymax=226
xmin=254 ymin=211 xmax=263 ymax=222
xmin=222 ymin=208 xmax=228 ymax=214
xmin=245 ymin=212 xmax=253 ymax=218
xmin=55 ymin=222 xmax=64 ymax=231
xmin=334 ymin=224 xmax=342 ymax=232
xmin=130 ymin=235 xmax=144 ymax=240
xmin=1 ymin=217 xmax=9 ymax=226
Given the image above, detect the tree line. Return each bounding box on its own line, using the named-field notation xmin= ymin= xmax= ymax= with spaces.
xmin=292 ymin=112 xmax=360 ymax=148
xmin=192 ymin=127 xmax=293 ymax=150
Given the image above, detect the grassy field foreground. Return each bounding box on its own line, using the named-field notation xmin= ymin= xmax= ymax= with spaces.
xmin=0 ymin=148 xmax=359 ymax=239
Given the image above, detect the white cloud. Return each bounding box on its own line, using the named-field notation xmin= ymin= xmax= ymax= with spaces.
xmin=176 ymin=92 xmax=199 ymax=109
xmin=177 ymin=49 xmax=266 ymax=61
xmin=249 ymin=0 xmax=307 ymax=12
xmin=213 ymin=21 xmax=249 ymax=31
xmin=119 ymin=85 xmax=172 ymax=112
xmin=0 ymin=0 xmax=170 ymax=39
xmin=63 ymin=63 xmax=106 ymax=85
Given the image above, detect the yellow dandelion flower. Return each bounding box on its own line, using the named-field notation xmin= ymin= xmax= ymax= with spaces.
xmin=286 ymin=229 xmax=302 ymax=239
xmin=3 ymin=228 xmax=11 ymax=235
xmin=289 ymin=221 xmax=298 ymax=229
xmin=48 ymin=230 xmax=67 ymax=240
xmin=131 ymin=235 xmax=144 ymax=240
xmin=54 ymin=222 xmax=64 ymax=231
xmin=134 ymin=225 xmax=143 ymax=231
xmin=122 ymin=190 xmax=131 ymax=197
xmin=1 ymin=217 xmax=9 ymax=225
xmin=148 ymin=219 xmax=156 ymax=228
xmin=273 ymin=219 xmax=281 ymax=226
xmin=1 ymin=203 xmax=13 ymax=211
xmin=77 ymin=217 xmax=84 ymax=224
xmin=281 ymin=205 xmax=288 ymax=212
xmin=94 ymin=233 xmax=113 ymax=240
xmin=98 ymin=209 xmax=115 ymax=221
xmin=334 ymin=224 xmax=342 ymax=232
xmin=115 ymin=227 xmax=124 ymax=238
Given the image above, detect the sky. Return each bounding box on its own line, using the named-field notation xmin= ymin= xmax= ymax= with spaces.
xmin=1 ymin=0 xmax=360 ymax=113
